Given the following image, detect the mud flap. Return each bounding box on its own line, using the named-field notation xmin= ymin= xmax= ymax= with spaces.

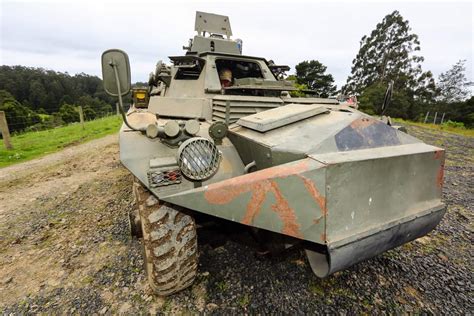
xmin=305 ymin=205 xmax=446 ymax=277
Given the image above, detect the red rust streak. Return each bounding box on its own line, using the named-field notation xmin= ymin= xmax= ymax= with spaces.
xmin=269 ymin=181 xmax=302 ymax=238
xmin=434 ymin=150 xmax=444 ymax=160
xmin=298 ymin=175 xmax=327 ymax=216
xmin=433 ymin=150 xmax=445 ymax=189
xmin=202 ymin=159 xmax=318 ymax=239
xmin=203 ymin=185 xmax=248 ymax=205
xmin=350 ymin=117 xmax=377 ymax=129
xmin=204 ymin=159 xmax=310 ymax=205
xmin=241 ymin=181 xmax=272 ymax=225
xmin=437 ymin=164 xmax=445 ymax=189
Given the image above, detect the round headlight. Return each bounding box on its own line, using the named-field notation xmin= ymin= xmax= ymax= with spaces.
xmin=177 ymin=137 xmax=221 ymax=181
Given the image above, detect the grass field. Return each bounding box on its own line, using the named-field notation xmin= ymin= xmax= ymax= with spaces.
xmin=1 ymin=115 xmax=471 ymax=168
xmin=393 ymin=118 xmax=474 ymax=137
xmin=0 ymin=116 xmax=122 ymax=168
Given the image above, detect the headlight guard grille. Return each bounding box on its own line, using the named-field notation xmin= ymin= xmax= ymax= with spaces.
xmin=177 ymin=137 xmax=221 ymax=181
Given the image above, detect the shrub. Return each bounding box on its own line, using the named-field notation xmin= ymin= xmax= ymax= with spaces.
xmin=441 ymin=120 xmax=466 ymax=129
xmin=0 ymin=90 xmax=41 ymax=133
xmin=58 ymin=104 xmax=80 ymax=124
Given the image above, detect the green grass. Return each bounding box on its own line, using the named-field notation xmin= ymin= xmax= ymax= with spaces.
xmin=393 ymin=118 xmax=474 ymax=137
xmin=0 ymin=116 xmax=122 ymax=168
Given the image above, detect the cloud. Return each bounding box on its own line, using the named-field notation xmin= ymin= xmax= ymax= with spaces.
xmin=1 ymin=1 xmax=472 ymax=88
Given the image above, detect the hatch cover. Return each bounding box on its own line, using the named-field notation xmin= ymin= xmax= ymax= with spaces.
xmin=236 ymin=103 xmax=329 ymax=132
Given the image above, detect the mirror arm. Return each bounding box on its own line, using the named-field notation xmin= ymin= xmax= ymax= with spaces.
xmin=111 ymin=61 xmax=145 ymax=132
xmin=381 ymin=80 xmax=394 ymax=116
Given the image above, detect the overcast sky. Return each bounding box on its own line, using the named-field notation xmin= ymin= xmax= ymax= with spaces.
xmin=1 ymin=0 xmax=472 ymax=89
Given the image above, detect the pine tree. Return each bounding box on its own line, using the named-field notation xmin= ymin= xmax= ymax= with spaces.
xmin=295 ymin=60 xmax=337 ymax=97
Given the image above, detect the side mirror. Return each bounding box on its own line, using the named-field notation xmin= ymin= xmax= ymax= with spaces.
xmin=101 ymin=49 xmax=131 ymax=96
xmin=101 ymin=49 xmax=142 ymax=132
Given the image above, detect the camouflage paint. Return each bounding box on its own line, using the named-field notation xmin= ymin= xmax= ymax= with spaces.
xmin=161 ymin=158 xmax=327 ymax=241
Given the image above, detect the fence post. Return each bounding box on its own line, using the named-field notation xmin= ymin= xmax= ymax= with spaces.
xmin=440 ymin=113 xmax=446 ymax=124
xmin=433 ymin=112 xmax=438 ymax=125
xmin=424 ymin=111 xmax=430 ymax=123
xmin=0 ymin=111 xmax=13 ymax=150
xmin=116 ymin=103 xmax=120 ymax=116
xmin=78 ymin=106 xmax=85 ymax=130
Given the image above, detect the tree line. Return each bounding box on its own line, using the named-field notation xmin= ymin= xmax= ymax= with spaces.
xmin=290 ymin=11 xmax=473 ymax=127
xmin=0 ymin=66 xmax=116 ymax=132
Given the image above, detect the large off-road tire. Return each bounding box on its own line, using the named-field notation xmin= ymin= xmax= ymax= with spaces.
xmin=128 ymin=208 xmax=143 ymax=238
xmin=133 ymin=180 xmax=198 ymax=296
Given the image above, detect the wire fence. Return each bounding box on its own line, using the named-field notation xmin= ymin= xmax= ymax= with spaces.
xmin=0 ymin=106 xmax=120 ymax=147
xmin=423 ymin=111 xmax=447 ymax=125
xmin=7 ymin=105 xmax=118 ymax=130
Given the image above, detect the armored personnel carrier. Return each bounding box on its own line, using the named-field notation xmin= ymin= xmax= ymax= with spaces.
xmin=101 ymin=11 xmax=446 ymax=295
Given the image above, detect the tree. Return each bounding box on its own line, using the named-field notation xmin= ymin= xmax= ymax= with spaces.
xmin=344 ymin=11 xmax=435 ymax=97
xmin=0 ymin=90 xmax=40 ymax=133
xmin=28 ymin=79 xmax=47 ymax=111
xmin=295 ymin=60 xmax=337 ymax=97
xmin=358 ymin=82 xmax=413 ymax=119
xmin=59 ymin=95 xmax=74 ymax=106
xmin=58 ymin=104 xmax=79 ymax=124
xmin=77 ymin=95 xmax=112 ymax=118
xmin=82 ymin=106 xmax=97 ymax=120
xmin=465 ymin=97 xmax=474 ymax=127
xmin=286 ymin=75 xmax=308 ymax=97
xmin=437 ymin=60 xmax=472 ymax=103
xmin=344 ymin=10 xmax=437 ymax=118
xmin=0 ymin=65 xmax=115 ymax=114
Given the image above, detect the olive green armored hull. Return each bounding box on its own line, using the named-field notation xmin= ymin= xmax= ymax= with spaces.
xmin=108 ymin=11 xmax=445 ymax=278
xmin=120 ymin=102 xmax=445 ymax=276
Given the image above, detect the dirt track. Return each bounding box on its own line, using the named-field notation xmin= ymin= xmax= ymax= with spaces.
xmin=0 ymin=127 xmax=472 ymax=314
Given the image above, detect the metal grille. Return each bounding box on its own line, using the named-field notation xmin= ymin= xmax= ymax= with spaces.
xmin=177 ymin=137 xmax=221 ymax=181
xmin=212 ymin=96 xmax=282 ymax=123
xmin=148 ymin=169 xmax=182 ymax=188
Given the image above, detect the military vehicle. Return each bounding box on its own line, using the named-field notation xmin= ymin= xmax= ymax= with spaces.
xmin=101 ymin=11 xmax=446 ymax=296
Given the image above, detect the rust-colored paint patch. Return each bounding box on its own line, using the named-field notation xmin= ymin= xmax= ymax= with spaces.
xmin=203 ymin=185 xmax=248 ymax=205
xmin=204 ymin=159 xmax=310 ymax=205
xmin=239 ymin=180 xmax=302 ymax=238
xmin=437 ymin=163 xmax=445 ymax=190
xmin=434 ymin=150 xmax=445 ymax=189
xmin=434 ymin=150 xmax=444 ymax=160
xmin=269 ymin=181 xmax=301 ymax=238
xmin=203 ymin=159 xmax=321 ymax=239
xmin=350 ymin=117 xmax=377 ymax=129
xmin=241 ymin=181 xmax=271 ymax=225
xmin=298 ymin=175 xmax=327 ymax=216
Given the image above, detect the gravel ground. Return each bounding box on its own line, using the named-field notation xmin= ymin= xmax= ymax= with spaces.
xmin=0 ymin=125 xmax=472 ymax=314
